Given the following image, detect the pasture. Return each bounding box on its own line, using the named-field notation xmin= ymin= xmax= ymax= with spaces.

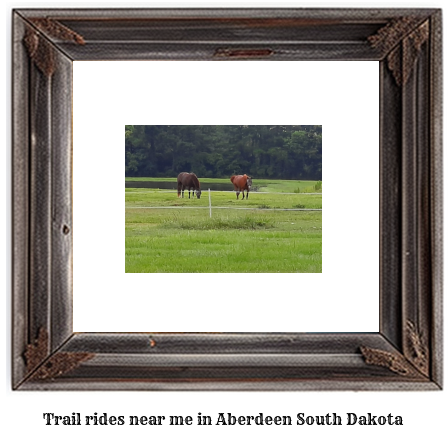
xmin=125 ymin=177 xmax=322 ymax=194
xmin=125 ymin=180 xmax=322 ymax=273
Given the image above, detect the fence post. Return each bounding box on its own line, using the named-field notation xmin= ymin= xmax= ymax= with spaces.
xmin=208 ymin=188 xmax=212 ymax=218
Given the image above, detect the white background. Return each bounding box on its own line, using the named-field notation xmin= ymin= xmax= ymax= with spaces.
xmin=3 ymin=1 xmax=447 ymax=438
xmin=73 ymin=60 xmax=379 ymax=333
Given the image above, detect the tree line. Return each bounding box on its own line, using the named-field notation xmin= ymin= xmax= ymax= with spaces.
xmin=125 ymin=125 xmax=322 ymax=180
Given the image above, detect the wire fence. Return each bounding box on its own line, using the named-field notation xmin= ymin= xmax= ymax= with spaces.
xmin=126 ymin=188 xmax=322 ymax=216
xmin=126 ymin=206 xmax=322 ymax=211
xmin=126 ymin=190 xmax=322 ymax=195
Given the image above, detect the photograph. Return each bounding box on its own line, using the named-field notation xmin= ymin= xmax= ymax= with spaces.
xmin=4 ymin=2 xmax=446 ymax=437
xmin=125 ymin=125 xmax=322 ymax=273
xmin=8 ymin=0 xmax=443 ymax=396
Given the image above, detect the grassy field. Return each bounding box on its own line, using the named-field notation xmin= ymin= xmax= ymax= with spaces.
xmin=125 ymin=177 xmax=322 ymax=193
xmin=125 ymin=180 xmax=322 ymax=273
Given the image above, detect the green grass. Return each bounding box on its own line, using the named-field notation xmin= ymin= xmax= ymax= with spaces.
xmin=162 ymin=215 xmax=274 ymax=230
xmin=294 ymin=180 xmax=322 ymax=193
xmin=125 ymin=182 xmax=322 ymax=273
xmin=125 ymin=190 xmax=322 ymax=210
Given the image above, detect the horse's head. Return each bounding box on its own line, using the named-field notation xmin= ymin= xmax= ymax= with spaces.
xmin=247 ymin=176 xmax=253 ymax=190
xmin=195 ymin=189 xmax=202 ymax=199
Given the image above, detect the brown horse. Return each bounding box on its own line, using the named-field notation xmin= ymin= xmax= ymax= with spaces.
xmin=230 ymin=174 xmax=253 ymax=199
xmin=177 ymin=172 xmax=202 ymax=199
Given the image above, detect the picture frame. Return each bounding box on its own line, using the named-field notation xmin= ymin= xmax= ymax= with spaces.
xmin=12 ymin=8 xmax=442 ymax=390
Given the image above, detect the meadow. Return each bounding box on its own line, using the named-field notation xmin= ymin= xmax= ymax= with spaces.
xmin=125 ymin=177 xmax=322 ymax=193
xmin=125 ymin=179 xmax=322 ymax=273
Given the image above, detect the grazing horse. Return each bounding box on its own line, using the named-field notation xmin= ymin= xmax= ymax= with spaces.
xmin=177 ymin=172 xmax=202 ymax=199
xmin=230 ymin=174 xmax=253 ymax=200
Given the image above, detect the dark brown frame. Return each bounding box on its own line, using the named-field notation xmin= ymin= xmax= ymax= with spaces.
xmin=12 ymin=8 xmax=442 ymax=390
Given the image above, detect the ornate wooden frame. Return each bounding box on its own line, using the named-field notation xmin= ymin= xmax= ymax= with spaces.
xmin=12 ymin=8 xmax=443 ymax=390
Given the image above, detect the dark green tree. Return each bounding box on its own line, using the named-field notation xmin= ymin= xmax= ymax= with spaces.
xmin=125 ymin=125 xmax=322 ymax=180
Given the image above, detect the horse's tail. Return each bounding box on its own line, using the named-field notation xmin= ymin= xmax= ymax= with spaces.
xmin=230 ymin=175 xmax=236 ymax=183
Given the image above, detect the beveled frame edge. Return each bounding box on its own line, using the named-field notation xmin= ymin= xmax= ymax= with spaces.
xmin=12 ymin=8 xmax=442 ymax=390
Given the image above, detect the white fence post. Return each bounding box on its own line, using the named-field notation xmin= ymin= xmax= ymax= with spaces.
xmin=208 ymin=188 xmax=212 ymax=218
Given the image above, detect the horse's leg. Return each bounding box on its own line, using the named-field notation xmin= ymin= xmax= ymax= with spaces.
xmin=177 ymin=182 xmax=181 ymax=198
xmin=236 ymin=191 xmax=240 ymax=200
xmin=242 ymin=191 xmax=245 ymax=200
xmin=246 ymin=190 xmax=249 ymax=199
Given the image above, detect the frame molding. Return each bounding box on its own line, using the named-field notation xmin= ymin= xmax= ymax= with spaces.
xmin=12 ymin=8 xmax=442 ymax=390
